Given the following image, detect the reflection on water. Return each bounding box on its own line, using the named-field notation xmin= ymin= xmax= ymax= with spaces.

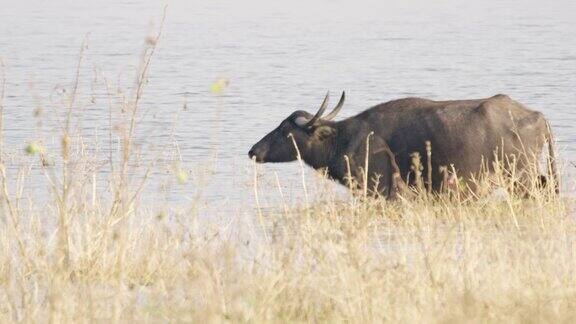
xmin=0 ymin=0 xmax=575 ymax=211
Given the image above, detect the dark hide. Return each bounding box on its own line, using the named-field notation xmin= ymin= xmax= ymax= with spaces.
xmin=249 ymin=93 xmax=558 ymax=197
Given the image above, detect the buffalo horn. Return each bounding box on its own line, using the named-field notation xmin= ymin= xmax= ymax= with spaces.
xmin=324 ymin=91 xmax=345 ymax=121
xmin=305 ymin=92 xmax=330 ymax=127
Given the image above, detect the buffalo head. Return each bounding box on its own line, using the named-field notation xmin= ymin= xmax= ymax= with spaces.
xmin=248 ymin=92 xmax=345 ymax=164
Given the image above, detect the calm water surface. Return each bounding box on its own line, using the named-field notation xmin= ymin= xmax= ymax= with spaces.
xmin=1 ymin=0 xmax=575 ymax=213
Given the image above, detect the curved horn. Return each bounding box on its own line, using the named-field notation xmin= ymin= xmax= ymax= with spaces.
xmin=305 ymin=92 xmax=330 ymax=127
xmin=324 ymin=91 xmax=345 ymax=121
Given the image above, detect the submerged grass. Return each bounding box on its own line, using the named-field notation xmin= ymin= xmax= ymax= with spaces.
xmin=0 ymin=26 xmax=575 ymax=322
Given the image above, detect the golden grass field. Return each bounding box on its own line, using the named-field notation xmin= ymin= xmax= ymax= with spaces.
xmin=0 ymin=26 xmax=574 ymax=323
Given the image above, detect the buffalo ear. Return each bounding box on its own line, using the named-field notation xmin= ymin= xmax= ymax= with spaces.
xmin=311 ymin=125 xmax=336 ymax=142
xmin=294 ymin=116 xmax=309 ymax=127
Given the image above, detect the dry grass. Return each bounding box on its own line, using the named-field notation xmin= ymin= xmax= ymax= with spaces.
xmin=0 ymin=167 xmax=573 ymax=322
xmin=0 ymin=26 xmax=575 ymax=323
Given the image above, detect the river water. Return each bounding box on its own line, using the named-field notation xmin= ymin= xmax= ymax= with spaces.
xmin=1 ymin=0 xmax=575 ymax=213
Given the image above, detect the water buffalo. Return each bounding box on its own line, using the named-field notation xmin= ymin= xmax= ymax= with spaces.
xmin=248 ymin=92 xmax=558 ymax=198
